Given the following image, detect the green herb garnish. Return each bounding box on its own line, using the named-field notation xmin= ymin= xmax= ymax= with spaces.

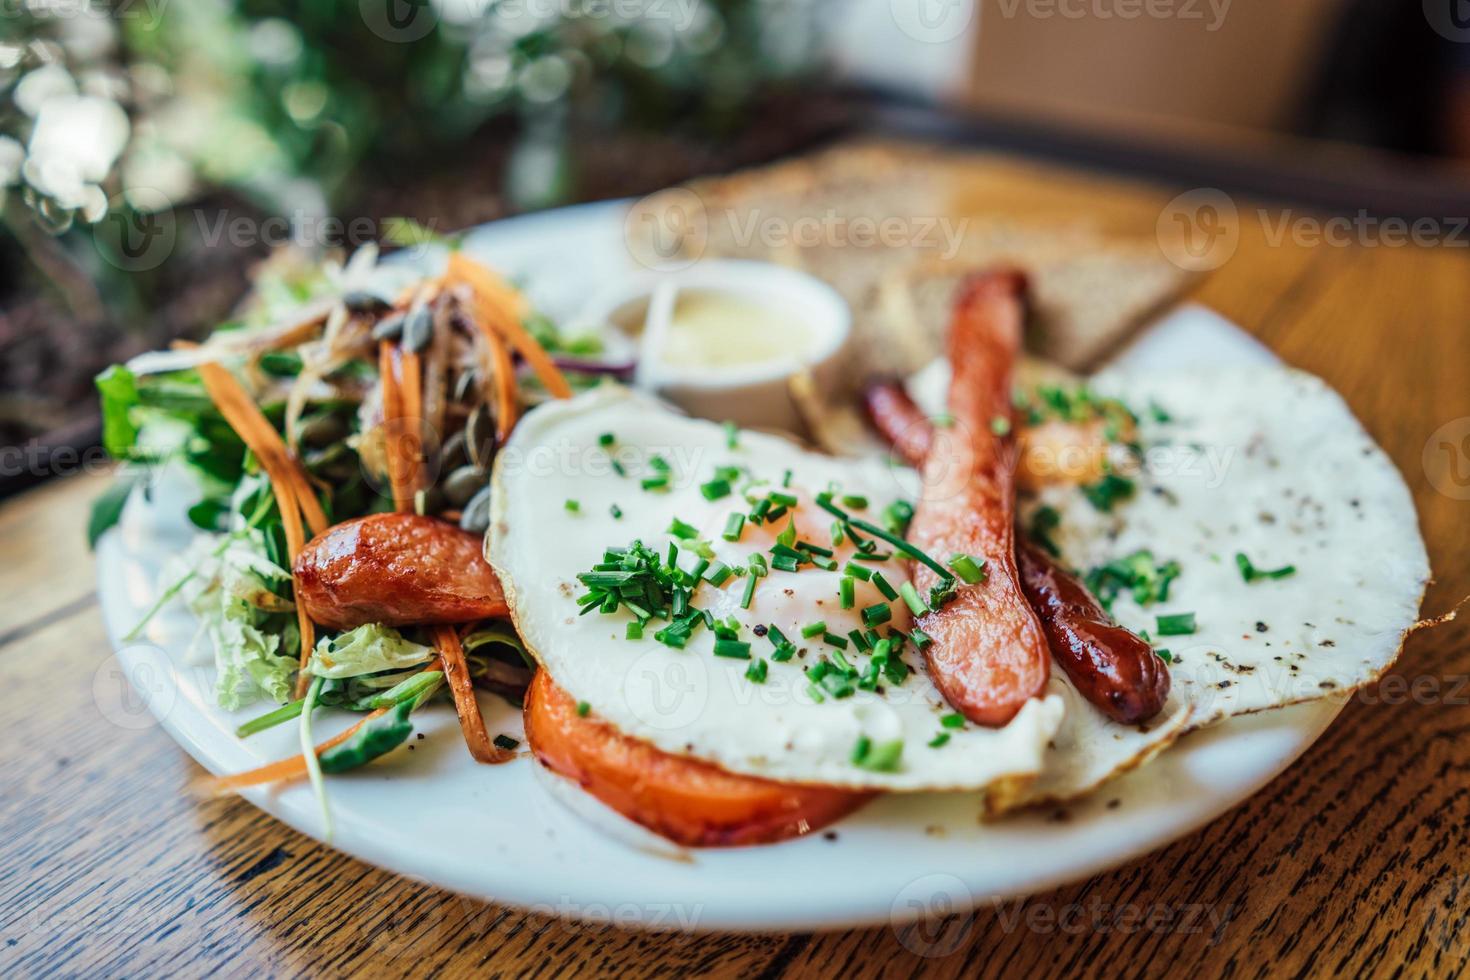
xmin=1156 ymin=612 xmax=1197 ymax=636
xmin=1235 ymin=552 xmax=1297 ymax=583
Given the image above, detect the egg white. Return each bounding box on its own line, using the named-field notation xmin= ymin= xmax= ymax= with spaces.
xmin=489 ymin=386 xmax=1065 ymax=794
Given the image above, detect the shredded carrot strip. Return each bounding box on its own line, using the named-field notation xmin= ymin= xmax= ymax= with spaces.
xmin=377 ymin=340 xmax=412 ymax=513
xmin=399 ymin=348 xmax=425 ymax=500
xmin=197 ymin=708 xmax=390 ymax=795
xmin=480 ymin=315 xmax=518 ymax=442
xmin=195 ymin=361 xmax=329 ymax=536
xmin=193 ymin=359 xmax=323 ymax=697
xmin=445 ymin=252 xmax=572 ymax=399
xmin=434 ymin=625 xmax=513 ymax=764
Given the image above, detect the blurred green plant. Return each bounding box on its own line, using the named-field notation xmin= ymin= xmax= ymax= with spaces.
xmin=2 ymin=0 xmax=827 ymax=228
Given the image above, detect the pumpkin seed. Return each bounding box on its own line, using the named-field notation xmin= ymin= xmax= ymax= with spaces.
xmin=453 ymin=368 xmax=478 ymax=403
xmin=402 ymin=306 xmax=434 ymax=353
xmin=467 ymin=404 xmax=497 ymax=469
xmin=371 ymin=312 xmax=405 ymax=341
xmin=443 ymin=465 xmax=487 ymax=507
xmin=344 ymin=290 xmax=390 ymax=313
xmin=460 ymin=484 xmax=493 ymax=533
xmin=439 ymin=429 xmax=468 ymax=473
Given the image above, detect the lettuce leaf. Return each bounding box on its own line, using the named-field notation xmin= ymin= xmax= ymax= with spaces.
xmin=173 ymin=529 xmax=298 ymax=711
xmin=308 ymin=624 xmax=435 ymax=680
xmin=211 ymin=615 xmax=296 ymax=710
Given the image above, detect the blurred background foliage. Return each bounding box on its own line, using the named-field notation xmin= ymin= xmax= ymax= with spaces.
xmin=0 ymin=0 xmax=836 ymax=463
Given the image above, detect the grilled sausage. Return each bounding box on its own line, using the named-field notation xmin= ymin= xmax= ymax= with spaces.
xmin=1016 ymin=540 xmax=1170 ymax=724
xmin=906 ymin=270 xmax=1051 ymax=727
xmin=293 ymin=513 xmax=509 ymax=631
xmin=862 ymin=313 xmax=1168 ymax=724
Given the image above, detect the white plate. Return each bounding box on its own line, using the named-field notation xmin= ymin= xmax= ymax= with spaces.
xmin=98 ymin=201 xmax=1339 ymax=933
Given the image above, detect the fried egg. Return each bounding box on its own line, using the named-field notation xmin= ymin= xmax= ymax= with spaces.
xmin=908 ymin=364 xmax=1431 ymax=809
xmin=489 ymin=386 xmax=1064 ymax=795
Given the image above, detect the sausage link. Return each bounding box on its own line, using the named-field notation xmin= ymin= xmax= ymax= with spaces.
xmin=1016 ymin=540 xmax=1170 ymax=724
xmin=862 ymin=337 xmax=1168 ymax=724
xmin=293 ymin=513 xmax=509 ymax=631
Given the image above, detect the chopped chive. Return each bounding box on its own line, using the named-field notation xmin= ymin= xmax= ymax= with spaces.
xmin=807 ymin=683 xmax=826 ymax=704
xmin=564 ymin=499 xmax=581 ymax=513
xmin=820 ymin=673 xmax=854 ymax=699
xmin=796 ymin=541 xmax=834 ymax=558
xmin=823 ymin=632 xmax=849 ymax=650
xmin=706 ymin=562 xmax=733 ymax=586
xmin=701 ymin=478 xmax=732 ymax=501
xmin=830 ymin=520 xmax=846 ymax=547
xmin=910 ymin=628 xmax=932 ymax=649
xmin=667 ymin=517 xmax=699 ymax=540
xmin=871 ymin=571 xmax=899 ymax=601
xmin=808 ymin=554 xmax=838 ymax=571
xmin=848 ymin=516 xmax=951 ymax=581
xmin=940 ymin=712 xmax=965 ymax=729
xmin=768 ymin=492 xmax=799 ymax=509
xmin=723 ymin=420 xmax=739 ymax=449
xmin=840 ymin=494 xmax=869 ymax=510
xmin=609 ymin=504 xmax=623 ymax=519
xmin=1156 ymin=612 xmax=1197 ymax=636
xmin=781 ymin=469 xmax=793 ymax=487
xmin=882 ymin=499 xmax=915 ymax=536
xmin=898 ymin=581 xmax=928 ymax=616
xmin=745 ymin=658 xmax=768 ymax=683
xmin=861 ymin=602 xmax=893 ymax=627
xmin=714 ymin=639 xmax=752 ymax=659
xmin=598 ymin=432 xmax=615 ymax=447
xmin=771 ymin=643 xmax=796 ymax=662
xmin=493 ymin=734 xmax=521 ymax=751
xmin=989 ymin=415 xmax=1012 ymax=436
xmin=626 ymin=622 xmax=644 ymax=640
xmin=801 ymin=621 xmax=827 ymax=639
xmin=852 ymin=737 xmax=903 ymax=772
xmin=948 ymin=554 xmax=988 ymax=585
xmin=844 ymin=561 xmax=872 ymax=581
xmin=612 ymin=460 xmax=627 ymax=477
xmin=641 ymin=475 xmax=670 ymax=491
xmin=848 ymin=629 xmax=868 ymax=651
xmin=1081 ymin=472 xmax=1136 ymax=513
xmin=1156 ymin=648 xmax=1173 ymax=663
xmin=766 ymin=624 xmax=790 ymax=647
xmin=576 ymin=701 xmax=591 ymax=717
xmin=1235 ymin=552 xmax=1297 ymax=583
xmin=740 ymin=573 xmax=758 ymax=610
xmin=776 ymin=517 xmax=797 ymax=549
xmin=722 ymin=512 xmax=746 ymax=541
xmin=839 ymin=577 xmax=856 ymax=609
xmin=928 ymin=733 xmax=951 ymax=748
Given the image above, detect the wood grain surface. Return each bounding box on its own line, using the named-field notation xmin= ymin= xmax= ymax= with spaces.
xmin=3 ymin=153 xmax=1468 ymax=979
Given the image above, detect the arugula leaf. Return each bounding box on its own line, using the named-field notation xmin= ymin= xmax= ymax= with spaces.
xmin=318 ymin=700 xmax=416 ymax=774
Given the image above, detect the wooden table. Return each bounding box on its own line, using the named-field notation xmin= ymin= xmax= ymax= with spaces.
xmin=3 ymin=153 xmax=1468 ymax=979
